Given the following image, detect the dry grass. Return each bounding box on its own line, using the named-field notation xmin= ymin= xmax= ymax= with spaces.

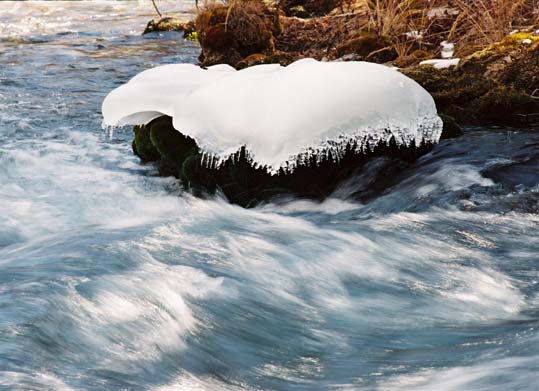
xmin=364 ymin=0 xmax=445 ymax=57
xmin=195 ymin=0 xmax=277 ymax=58
xmin=363 ymin=0 xmax=537 ymax=59
xmin=193 ymin=0 xmax=539 ymax=65
xmin=151 ymin=0 xmax=162 ymax=17
xmin=448 ymin=0 xmax=536 ymax=56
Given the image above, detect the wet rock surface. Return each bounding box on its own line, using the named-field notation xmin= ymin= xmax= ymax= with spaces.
xmin=143 ymin=17 xmax=195 ymax=36
xmin=133 ymin=116 xmax=435 ymax=207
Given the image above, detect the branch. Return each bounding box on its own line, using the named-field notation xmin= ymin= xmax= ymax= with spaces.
xmin=151 ymin=0 xmax=162 ymax=18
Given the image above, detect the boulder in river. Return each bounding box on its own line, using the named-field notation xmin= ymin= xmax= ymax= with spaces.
xmin=132 ymin=115 xmax=436 ymax=207
xmin=103 ymin=59 xmax=443 ymax=206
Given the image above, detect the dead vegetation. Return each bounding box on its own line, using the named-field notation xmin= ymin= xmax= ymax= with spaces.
xmin=182 ymin=0 xmax=539 ymax=127
xmin=191 ymin=0 xmax=537 ymax=68
xmin=446 ymin=0 xmax=535 ymax=56
xmin=194 ymin=0 xmax=281 ymax=65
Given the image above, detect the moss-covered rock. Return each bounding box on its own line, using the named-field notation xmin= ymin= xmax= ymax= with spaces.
xmin=132 ymin=116 xmax=434 ymax=207
xmin=402 ymin=32 xmax=539 ymax=127
xmin=471 ymin=86 xmax=539 ymax=126
xmin=439 ymin=114 xmax=463 ymax=139
xmin=402 ymin=65 xmax=489 ymax=123
xmin=132 ymin=117 xmax=199 ymax=177
xmin=132 ymin=124 xmax=160 ymax=162
xmin=143 ymin=17 xmax=195 ymax=36
xmin=499 ymin=38 xmax=539 ymax=95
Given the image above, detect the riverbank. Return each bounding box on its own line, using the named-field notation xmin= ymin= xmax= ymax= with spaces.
xmin=145 ymin=0 xmax=539 ymax=128
xmin=128 ymin=1 xmax=539 ymax=205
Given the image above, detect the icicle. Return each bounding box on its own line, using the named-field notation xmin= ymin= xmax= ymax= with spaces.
xmin=102 ymin=59 xmax=443 ymax=175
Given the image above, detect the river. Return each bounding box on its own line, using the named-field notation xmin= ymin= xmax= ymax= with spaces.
xmin=0 ymin=1 xmax=538 ymax=390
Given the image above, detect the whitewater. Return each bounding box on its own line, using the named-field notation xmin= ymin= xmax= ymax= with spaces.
xmin=0 ymin=1 xmax=538 ymax=390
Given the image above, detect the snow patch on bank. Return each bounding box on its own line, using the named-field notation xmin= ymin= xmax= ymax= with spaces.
xmin=420 ymin=58 xmax=461 ymax=69
xmin=102 ymin=59 xmax=442 ymax=174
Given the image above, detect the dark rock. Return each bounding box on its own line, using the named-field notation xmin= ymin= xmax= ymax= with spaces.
xmin=439 ymin=114 xmax=463 ymax=139
xmin=471 ymin=86 xmax=539 ymax=126
xmin=133 ymin=116 xmax=435 ymax=207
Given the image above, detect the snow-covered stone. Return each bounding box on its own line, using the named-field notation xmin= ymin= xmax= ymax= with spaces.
xmin=102 ymin=59 xmax=442 ymax=174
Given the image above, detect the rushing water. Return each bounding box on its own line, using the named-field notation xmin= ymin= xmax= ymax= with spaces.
xmin=0 ymin=2 xmax=538 ymax=390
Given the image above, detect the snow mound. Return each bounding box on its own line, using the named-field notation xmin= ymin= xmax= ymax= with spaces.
xmin=420 ymin=58 xmax=460 ymax=69
xmin=102 ymin=59 xmax=442 ymax=174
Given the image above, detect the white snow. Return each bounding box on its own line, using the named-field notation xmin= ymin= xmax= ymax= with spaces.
xmin=102 ymin=59 xmax=442 ymax=174
xmin=440 ymin=41 xmax=455 ymax=58
xmin=420 ymin=58 xmax=460 ymax=69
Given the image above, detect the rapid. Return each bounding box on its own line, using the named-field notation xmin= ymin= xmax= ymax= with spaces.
xmin=0 ymin=2 xmax=538 ymax=390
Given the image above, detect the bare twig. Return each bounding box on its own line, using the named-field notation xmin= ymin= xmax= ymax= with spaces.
xmin=151 ymin=0 xmax=162 ymax=18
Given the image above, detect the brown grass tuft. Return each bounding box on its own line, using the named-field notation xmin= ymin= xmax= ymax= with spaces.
xmin=448 ymin=0 xmax=536 ymax=56
xmin=364 ymin=0 xmax=446 ymax=58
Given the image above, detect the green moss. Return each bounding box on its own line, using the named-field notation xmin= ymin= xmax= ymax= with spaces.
xmin=146 ymin=116 xmax=199 ymax=177
xmin=464 ymin=32 xmax=539 ymax=70
xmin=493 ymin=32 xmax=539 ymax=51
xmin=132 ymin=125 xmax=160 ymax=162
xmin=185 ymin=31 xmax=198 ymax=41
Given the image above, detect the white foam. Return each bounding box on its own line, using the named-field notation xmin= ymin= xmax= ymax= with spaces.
xmin=378 ymin=356 xmax=537 ymax=391
xmin=61 ymin=260 xmax=226 ymax=365
xmin=155 ymin=371 xmax=252 ymax=391
xmin=102 ymin=59 xmax=442 ymax=174
xmin=0 ymin=370 xmax=75 ymax=391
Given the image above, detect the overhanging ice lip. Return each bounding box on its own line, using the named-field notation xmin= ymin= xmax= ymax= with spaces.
xmin=102 ymin=58 xmax=442 ymax=174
